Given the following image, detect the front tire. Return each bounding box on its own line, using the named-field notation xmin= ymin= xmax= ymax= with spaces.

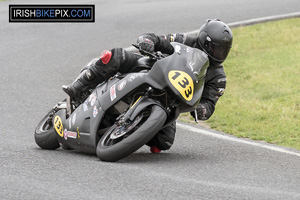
xmin=34 ymin=111 xmax=60 ymax=150
xmin=96 ymin=105 xmax=167 ymax=162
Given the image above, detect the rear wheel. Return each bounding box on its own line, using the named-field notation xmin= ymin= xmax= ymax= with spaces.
xmin=34 ymin=111 xmax=60 ymax=150
xmin=96 ymin=105 xmax=167 ymax=162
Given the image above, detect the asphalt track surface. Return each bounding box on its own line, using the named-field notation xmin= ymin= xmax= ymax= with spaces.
xmin=1 ymin=0 xmax=300 ymax=199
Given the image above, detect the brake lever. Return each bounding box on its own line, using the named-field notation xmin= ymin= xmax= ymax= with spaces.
xmin=132 ymin=43 xmax=140 ymax=49
xmin=132 ymin=43 xmax=158 ymax=59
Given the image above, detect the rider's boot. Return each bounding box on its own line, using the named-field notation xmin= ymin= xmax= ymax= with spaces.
xmin=62 ymin=67 xmax=98 ymax=99
xmin=62 ymin=48 xmax=136 ymax=99
xmin=62 ymin=58 xmax=101 ymax=99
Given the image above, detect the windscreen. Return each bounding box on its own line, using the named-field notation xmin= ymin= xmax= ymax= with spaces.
xmin=185 ymin=47 xmax=209 ymax=80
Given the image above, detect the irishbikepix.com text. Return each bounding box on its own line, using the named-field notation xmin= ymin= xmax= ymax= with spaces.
xmin=9 ymin=5 xmax=95 ymax=22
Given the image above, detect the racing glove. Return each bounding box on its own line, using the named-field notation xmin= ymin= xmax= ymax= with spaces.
xmin=190 ymin=103 xmax=209 ymax=121
xmin=137 ymin=34 xmax=159 ymax=53
xmin=137 ymin=37 xmax=155 ymax=53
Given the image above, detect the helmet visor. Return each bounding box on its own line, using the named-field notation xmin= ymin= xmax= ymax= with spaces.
xmin=207 ymin=41 xmax=231 ymax=62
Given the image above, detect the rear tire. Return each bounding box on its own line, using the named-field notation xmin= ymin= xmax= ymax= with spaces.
xmin=34 ymin=111 xmax=60 ymax=150
xmin=96 ymin=105 xmax=167 ymax=162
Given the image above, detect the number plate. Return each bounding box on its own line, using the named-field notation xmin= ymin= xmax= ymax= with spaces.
xmin=54 ymin=116 xmax=64 ymax=137
xmin=168 ymin=70 xmax=194 ymax=101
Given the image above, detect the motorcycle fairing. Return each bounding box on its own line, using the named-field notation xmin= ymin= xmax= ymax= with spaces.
xmin=147 ymin=42 xmax=209 ymax=108
xmin=53 ymin=73 xmax=152 ymax=153
xmin=53 ymin=42 xmax=209 ymax=153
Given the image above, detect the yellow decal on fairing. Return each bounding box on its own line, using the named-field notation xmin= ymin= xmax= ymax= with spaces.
xmin=168 ymin=70 xmax=194 ymax=101
xmin=54 ymin=116 xmax=64 ymax=137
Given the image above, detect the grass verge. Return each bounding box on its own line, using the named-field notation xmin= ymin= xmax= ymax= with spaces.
xmin=180 ymin=18 xmax=300 ymax=150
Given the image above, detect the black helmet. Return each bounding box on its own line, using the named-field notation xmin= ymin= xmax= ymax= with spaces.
xmin=198 ymin=19 xmax=233 ymax=63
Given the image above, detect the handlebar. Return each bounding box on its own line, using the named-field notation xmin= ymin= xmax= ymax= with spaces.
xmin=132 ymin=44 xmax=165 ymax=60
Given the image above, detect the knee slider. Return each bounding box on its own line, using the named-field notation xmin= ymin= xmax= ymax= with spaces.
xmin=100 ymin=50 xmax=112 ymax=64
xmin=96 ymin=48 xmax=124 ymax=67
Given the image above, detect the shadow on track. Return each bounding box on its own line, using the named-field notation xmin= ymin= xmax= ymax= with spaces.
xmin=33 ymin=146 xmax=206 ymax=164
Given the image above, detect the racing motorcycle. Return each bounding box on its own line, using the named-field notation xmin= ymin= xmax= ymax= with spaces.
xmin=34 ymin=42 xmax=209 ymax=162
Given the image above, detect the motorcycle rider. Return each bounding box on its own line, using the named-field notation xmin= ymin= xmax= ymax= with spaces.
xmin=62 ymin=19 xmax=233 ymax=153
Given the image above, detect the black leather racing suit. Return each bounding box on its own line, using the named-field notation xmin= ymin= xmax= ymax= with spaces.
xmin=85 ymin=33 xmax=226 ymax=150
xmin=141 ymin=33 xmax=227 ymax=121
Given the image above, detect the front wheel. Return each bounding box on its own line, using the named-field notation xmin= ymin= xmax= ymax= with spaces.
xmin=96 ymin=105 xmax=167 ymax=162
xmin=34 ymin=110 xmax=60 ymax=150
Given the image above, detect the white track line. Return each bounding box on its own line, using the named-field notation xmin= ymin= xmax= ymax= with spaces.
xmin=186 ymin=12 xmax=300 ymax=36
xmin=177 ymin=122 xmax=300 ymax=158
xmin=179 ymin=12 xmax=300 ymax=158
xmin=126 ymin=12 xmax=300 ymax=51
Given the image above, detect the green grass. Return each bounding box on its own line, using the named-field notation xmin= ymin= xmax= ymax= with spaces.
xmin=180 ymin=18 xmax=300 ymax=150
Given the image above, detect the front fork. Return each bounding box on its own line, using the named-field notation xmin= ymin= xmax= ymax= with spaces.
xmin=116 ymin=87 xmax=153 ymax=126
xmin=117 ymin=87 xmax=168 ymax=126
